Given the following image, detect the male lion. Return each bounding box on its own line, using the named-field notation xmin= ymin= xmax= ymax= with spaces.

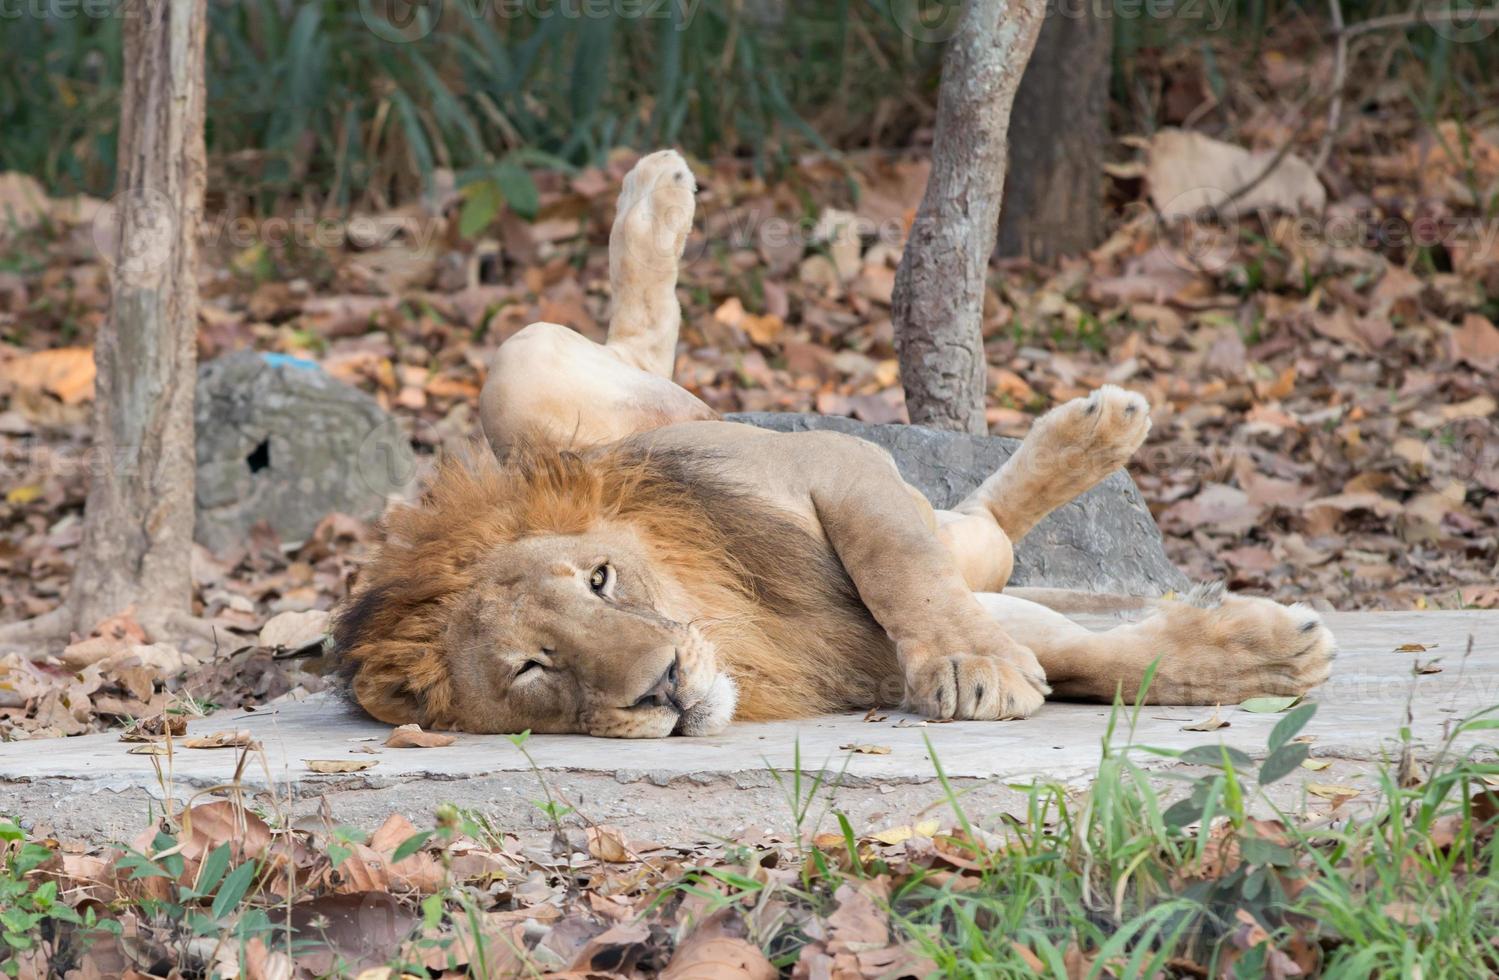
xmin=333 ymin=151 xmax=1335 ymax=738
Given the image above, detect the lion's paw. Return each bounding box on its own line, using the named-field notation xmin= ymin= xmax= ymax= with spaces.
xmin=1143 ymin=588 xmax=1336 ymax=703
xmin=1027 ymin=385 xmax=1151 ymax=478
xmin=901 ymin=643 xmax=1049 ymax=721
xmin=612 ymin=149 xmax=696 ymax=275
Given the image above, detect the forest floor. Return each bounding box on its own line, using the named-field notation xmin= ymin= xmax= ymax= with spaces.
xmin=1 ymin=59 xmax=1498 ymax=980
xmin=2 ymin=108 xmax=1498 ymax=739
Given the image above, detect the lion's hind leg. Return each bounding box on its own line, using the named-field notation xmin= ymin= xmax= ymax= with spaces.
xmin=607 ymin=149 xmax=697 ymax=378
xmin=935 ymin=386 xmax=1150 ymax=593
xmin=975 ymin=585 xmax=1336 ymax=706
xmin=963 ymin=385 xmax=1152 ymax=542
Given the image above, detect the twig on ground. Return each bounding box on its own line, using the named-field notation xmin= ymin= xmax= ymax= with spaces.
xmin=1313 ymin=0 xmax=1349 ymax=174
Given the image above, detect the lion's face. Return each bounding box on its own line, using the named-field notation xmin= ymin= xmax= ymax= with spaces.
xmin=358 ymin=522 xmax=738 ymax=738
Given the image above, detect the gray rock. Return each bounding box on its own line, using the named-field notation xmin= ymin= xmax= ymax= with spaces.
xmin=729 ymin=412 xmax=1188 ymax=596
xmin=194 ymin=351 xmax=414 ymax=552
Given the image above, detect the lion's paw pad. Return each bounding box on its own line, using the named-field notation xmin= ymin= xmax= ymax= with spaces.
xmin=904 ymin=653 xmax=1048 ymax=721
xmin=613 ymin=150 xmax=696 ymax=268
xmin=1031 ymin=385 xmax=1152 ymax=470
xmin=1151 ymin=593 xmax=1336 ymax=702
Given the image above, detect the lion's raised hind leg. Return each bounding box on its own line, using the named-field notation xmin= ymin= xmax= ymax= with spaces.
xmin=972 ymin=385 xmax=1152 ymax=541
xmin=606 ymin=149 xmax=697 ymax=378
xmin=935 ymin=386 xmax=1151 ymax=593
xmin=974 ymin=586 xmax=1336 ymax=705
xmin=481 ymin=150 xmax=711 ymax=454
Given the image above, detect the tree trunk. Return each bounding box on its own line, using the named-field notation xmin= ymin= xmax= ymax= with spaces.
xmin=892 ymin=0 xmax=1045 ymax=434
xmin=997 ymin=1 xmax=1111 ymax=261
xmin=1 ymin=0 xmax=207 ymax=652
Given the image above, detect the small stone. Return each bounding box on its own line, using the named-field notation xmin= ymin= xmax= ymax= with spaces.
xmin=195 ymin=351 xmax=414 ymax=553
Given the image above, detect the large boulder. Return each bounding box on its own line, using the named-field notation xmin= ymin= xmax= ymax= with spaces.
xmin=729 ymin=412 xmax=1188 ymax=596
xmin=195 ymin=351 xmax=413 ymax=552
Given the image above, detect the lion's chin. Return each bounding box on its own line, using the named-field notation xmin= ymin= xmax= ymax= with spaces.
xmin=673 ymin=672 xmax=738 ymax=736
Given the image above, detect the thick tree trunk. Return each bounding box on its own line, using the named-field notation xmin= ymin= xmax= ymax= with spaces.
xmin=71 ymin=0 xmax=208 ymax=632
xmin=997 ymin=1 xmax=1111 ymax=261
xmin=892 ymin=0 xmax=1045 ymax=434
xmin=0 ymin=0 xmax=207 ymax=652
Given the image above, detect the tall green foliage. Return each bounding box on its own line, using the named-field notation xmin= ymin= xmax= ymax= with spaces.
xmin=2 ymin=0 xmax=1492 ymax=205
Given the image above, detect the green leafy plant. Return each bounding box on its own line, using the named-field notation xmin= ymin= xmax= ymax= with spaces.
xmin=0 ymin=820 xmax=82 ymax=976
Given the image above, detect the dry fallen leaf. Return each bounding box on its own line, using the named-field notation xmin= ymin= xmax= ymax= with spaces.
xmin=258 ymin=609 xmax=330 ymax=654
xmin=1394 ymin=642 xmax=1432 ymax=652
xmin=181 ymin=730 xmax=257 ymax=750
xmin=840 ymin=743 xmax=892 ymax=755
xmin=1147 ymin=128 xmax=1325 ymax=218
xmin=307 ymin=759 xmax=379 ymax=773
xmin=872 ymin=819 xmax=940 ymax=846
xmin=118 ymin=715 xmax=187 ymax=742
xmin=586 ymin=825 xmax=665 ymax=864
xmin=1307 ymin=782 xmax=1362 ymax=803
xmin=383 ymin=724 xmax=457 ymax=749
xmin=1181 ymin=706 xmax=1229 ymax=731
xmin=1302 ymin=758 xmax=1333 ymax=771
xmin=662 ymin=914 xmax=776 ymax=980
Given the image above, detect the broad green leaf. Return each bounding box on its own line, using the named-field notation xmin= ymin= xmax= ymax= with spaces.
xmin=458 ymin=179 xmax=503 ymax=239
xmin=495 ymin=159 xmax=540 ymax=221
xmin=194 ymin=842 xmax=231 ymax=899
xmin=1163 ymin=797 xmax=1203 ymax=828
xmin=1268 ymin=703 xmax=1318 ymax=750
xmin=1179 ymin=744 xmax=1253 ymax=769
xmin=392 ymin=831 xmax=433 ymax=864
xmin=1259 ymin=742 xmax=1310 ymax=785
xmin=1240 ymin=836 xmax=1296 ymax=866
xmin=1240 ymin=696 xmax=1302 ymax=714
xmin=211 ymin=861 xmax=257 ymax=920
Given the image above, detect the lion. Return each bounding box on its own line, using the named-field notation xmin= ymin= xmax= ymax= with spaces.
xmin=332 ymin=150 xmax=1335 ymax=738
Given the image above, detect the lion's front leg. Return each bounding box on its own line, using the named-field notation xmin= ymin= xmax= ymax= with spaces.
xmin=797 ymin=432 xmax=1050 ymax=720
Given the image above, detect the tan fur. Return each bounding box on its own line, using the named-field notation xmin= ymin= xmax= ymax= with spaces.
xmin=333 ymin=149 xmax=1337 ymax=737
xmin=334 ymin=442 xmax=900 ymax=734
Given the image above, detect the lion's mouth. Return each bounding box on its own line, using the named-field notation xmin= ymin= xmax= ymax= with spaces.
xmin=670 ymin=673 xmax=738 ymax=737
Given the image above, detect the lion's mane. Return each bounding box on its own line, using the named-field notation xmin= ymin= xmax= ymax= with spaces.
xmin=333 ymin=442 xmax=896 ymax=728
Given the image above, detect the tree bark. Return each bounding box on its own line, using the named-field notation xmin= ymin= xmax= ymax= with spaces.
xmin=997 ymin=0 xmax=1111 ymax=261
xmin=891 ymin=0 xmax=1044 ymax=434
xmin=0 ymin=0 xmax=207 ymax=652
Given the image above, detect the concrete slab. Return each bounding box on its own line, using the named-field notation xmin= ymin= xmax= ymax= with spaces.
xmin=1 ymin=611 xmax=1494 ymax=843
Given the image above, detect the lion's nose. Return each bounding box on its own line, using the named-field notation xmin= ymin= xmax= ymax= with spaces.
xmin=632 ymin=653 xmax=683 ymax=712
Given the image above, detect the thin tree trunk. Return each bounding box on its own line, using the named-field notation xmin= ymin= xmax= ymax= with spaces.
xmin=997 ymin=1 xmax=1111 ymax=261
xmin=892 ymin=0 xmax=1044 ymax=433
xmin=0 ymin=0 xmax=207 ymax=652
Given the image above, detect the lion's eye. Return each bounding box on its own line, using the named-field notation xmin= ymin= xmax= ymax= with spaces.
xmin=588 ymin=564 xmax=614 ymax=596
